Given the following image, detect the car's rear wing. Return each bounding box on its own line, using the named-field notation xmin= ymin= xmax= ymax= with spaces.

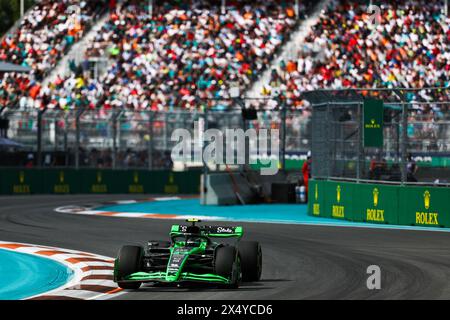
xmin=170 ymin=225 xmax=243 ymax=238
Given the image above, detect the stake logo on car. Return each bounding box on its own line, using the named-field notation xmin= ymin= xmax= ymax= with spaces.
xmin=217 ymin=227 xmax=234 ymax=233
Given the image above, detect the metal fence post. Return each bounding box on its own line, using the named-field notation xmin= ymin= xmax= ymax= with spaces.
xmin=0 ymin=107 xmax=7 ymax=138
xmin=75 ymin=109 xmax=85 ymax=169
xmin=148 ymin=111 xmax=154 ymax=170
xmin=281 ymin=100 xmax=287 ymax=171
xmin=326 ymin=102 xmax=331 ymax=178
xmin=400 ymin=103 xmax=408 ymax=184
xmin=112 ymin=115 xmax=117 ymax=170
xmin=36 ymin=108 xmax=47 ymax=167
xmin=163 ymin=112 xmax=168 ymax=151
xmin=393 ymin=90 xmax=408 ymax=184
xmin=64 ymin=113 xmax=69 ymax=167
xmin=112 ymin=110 xmax=122 ymax=170
xmin=356 ymin=102 xmax=362 ymax=182
xmin=394 ymin=113 xmax=401 ymax=160
xmin=233 ymin=98 xmax=247 ymax=172
xmin=202 ymin=106 xmax=209 ymax=195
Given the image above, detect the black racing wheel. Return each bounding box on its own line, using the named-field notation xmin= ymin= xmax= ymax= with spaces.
xmin=116 ymin=245 xmax=143 ymax=289
xmin=237 ymin=241 xmax=262 ymax=282
xmin=215 ymin=246 xmax=241 ymax=288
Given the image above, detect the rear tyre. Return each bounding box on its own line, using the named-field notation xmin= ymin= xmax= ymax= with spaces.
xmin=238 ymin=241 xmax=262 ymax=282
xmin=116 ymin=245 xmax=143 ymax=290
xmin=215 ymin=246 xmax=240 ymax=288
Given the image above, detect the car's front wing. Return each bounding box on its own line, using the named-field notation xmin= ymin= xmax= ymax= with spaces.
xmin=122 ymin=272 xmax=231 ymax=284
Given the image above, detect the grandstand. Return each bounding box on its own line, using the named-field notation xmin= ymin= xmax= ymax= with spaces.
xmin=1 ymin=0 xmax=314 ymax=111
xmin=262 ymin=0 xmax=450 ymax=103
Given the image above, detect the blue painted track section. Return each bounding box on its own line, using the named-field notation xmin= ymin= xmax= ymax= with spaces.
xmin=97 ymin=199 xmax=450 ymax=233
xmin=0 ymin=249 xmax=73 ymax=300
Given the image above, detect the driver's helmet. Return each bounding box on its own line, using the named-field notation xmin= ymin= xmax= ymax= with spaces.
xmin=186 ymin=225 xmax=201 ymax=234
xmin=186 ymin=237 xmax=202 ymax=247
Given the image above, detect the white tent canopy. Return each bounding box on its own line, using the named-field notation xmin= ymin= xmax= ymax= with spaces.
xmin=0 ymin=62 xmax=32 ymax=73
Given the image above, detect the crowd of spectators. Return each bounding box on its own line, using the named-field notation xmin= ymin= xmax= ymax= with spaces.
xmin=2 ymin=0 xmax=450 ymax=114
xmin=262 ymin=0 xmax=450 ymax=111
xmin=45 ymin=0 xmax=303 ymax=111
xmin=1 ymin=0 xmax=306 ymax=111
xmin=0 ymin=0 xmax=107 ymax=109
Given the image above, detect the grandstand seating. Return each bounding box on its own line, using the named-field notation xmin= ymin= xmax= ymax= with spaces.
xmin=262 ymin=0 xmax=450 ymax=111
xmin=1 ymin=0 xmax=308 ymax=111
xmin=1 ymin=0 xmax=449 ymax=113
xmin=0 ymin=0 xmax=107 ymax=109
xmin=48 ymin=0 xmax=303 ymax=111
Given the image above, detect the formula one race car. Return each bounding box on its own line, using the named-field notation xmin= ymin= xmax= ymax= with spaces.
xmin=113 ymin=219 xmax=262 ymax=289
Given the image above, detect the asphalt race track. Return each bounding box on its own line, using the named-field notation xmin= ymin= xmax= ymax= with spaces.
xmin=1 ymin=194 xmax=450 ymax=299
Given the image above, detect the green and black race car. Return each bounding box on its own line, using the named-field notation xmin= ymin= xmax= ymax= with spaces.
xmin=113 ymin=219 xmax=262 ymax=289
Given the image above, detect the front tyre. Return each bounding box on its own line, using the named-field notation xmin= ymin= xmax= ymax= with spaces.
xmin=238 ymin=241 xmax=262 ymax=282
xmin=215 ymin=246 xmax=241 ymax=289
xmin=115 ymin=245 xmax=143 ymax=290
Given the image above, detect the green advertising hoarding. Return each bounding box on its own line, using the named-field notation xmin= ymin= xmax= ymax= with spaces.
xmin=309 ymin=179 xmax=450 ymax=229
xmin=2 ymin=169 xmax=42 ymax=194
xmin=0 ymin=169 xmax=201 ymax=195
xmin=363 ymin=98 xmax=384 ymax=148
xmin=308 ymin=180 xmax=325 ymax=218
xmin=399 ymin=186 xmax=450 ymax=228
xmin=353 ymin=183 xmax=399 ymax=225
xmin=42 ymin=169 xmax=81 ymax=194
xmin=323 ymin=181 xmax=354 ymax=220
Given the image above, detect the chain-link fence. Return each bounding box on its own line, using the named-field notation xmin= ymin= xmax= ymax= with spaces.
xmin=2 ymin=91 xmax=447 ymax=182
xmin=0 ymin=98 xmax=312 ymax=170
xmin=306 ymin=88 xmax=450 ymax=185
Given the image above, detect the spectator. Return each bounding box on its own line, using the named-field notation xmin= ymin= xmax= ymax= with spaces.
xmin=302 ymin=150 xmax=312 ymax=194
xmin=369 ymin=151 xmax=388 ymax=180
xmin=407 ymin=153 xmax=419 ymax=182
xmin=24 ymin=153 xmax=34 ymax=168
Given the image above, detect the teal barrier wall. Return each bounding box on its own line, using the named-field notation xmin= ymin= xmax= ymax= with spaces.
xmin=308 ymin=179 xmax=450 ymax=228
xmin=0 ymin=169 xmax=201 ymax=195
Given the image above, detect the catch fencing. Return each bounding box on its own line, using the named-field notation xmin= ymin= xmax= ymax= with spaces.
xmin=305 ymin=88 xmax=450 ymax=185
xmin=305 ymin=88 xmax=450 ymax=229
xmin=0 ymin=98 xmax=311 ymax=170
